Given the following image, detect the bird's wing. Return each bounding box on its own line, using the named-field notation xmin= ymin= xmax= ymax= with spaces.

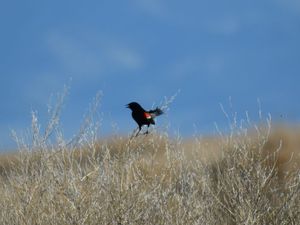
xmin=144 ymin=112 xmax=152 ymax=119
xmin=148 ymin=107 xmax=164 ymax=118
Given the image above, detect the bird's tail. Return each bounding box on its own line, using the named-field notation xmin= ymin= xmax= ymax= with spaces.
xmin=149 ymin=107 xmax=164 ymax=118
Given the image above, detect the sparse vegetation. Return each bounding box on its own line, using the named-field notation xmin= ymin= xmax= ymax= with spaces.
xmin=0 ymin=91 xmax=299 ymax=225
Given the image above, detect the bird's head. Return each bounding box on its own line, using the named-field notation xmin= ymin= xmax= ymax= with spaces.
xmin=126 ymin=102 xmax=143 ymax=111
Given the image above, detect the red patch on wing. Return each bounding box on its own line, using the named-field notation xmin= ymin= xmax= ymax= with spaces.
xmin=144 ymin=112 xmax=152 ymax=119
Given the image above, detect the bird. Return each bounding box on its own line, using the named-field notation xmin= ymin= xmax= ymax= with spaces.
xmin=126 ymin=102 xmax=164 ymax=137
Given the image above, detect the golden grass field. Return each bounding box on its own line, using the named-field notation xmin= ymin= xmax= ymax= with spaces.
xmin=0 ymin=123 xmax=299 ymax=225
xmin=0 ymin=90 xmax=299 ymax=224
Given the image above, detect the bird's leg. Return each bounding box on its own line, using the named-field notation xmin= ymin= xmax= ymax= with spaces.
xmin=142 ymin=125 xmax=150 ymax=135
xmin=135 ymin=126 xmax=142 ymax=137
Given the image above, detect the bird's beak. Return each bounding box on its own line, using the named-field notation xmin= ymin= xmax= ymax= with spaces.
xmin=125 ymin=104 xmax=129 ymax=108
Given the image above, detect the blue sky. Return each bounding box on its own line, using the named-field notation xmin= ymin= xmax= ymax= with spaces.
xmin=1 ymin=0 xmax=300 ymax=150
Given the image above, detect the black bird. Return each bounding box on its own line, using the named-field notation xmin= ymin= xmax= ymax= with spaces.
xmin=126 ymin=102 xmax=164 ymax=136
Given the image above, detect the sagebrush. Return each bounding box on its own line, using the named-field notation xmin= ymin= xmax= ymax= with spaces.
xmin=0 ymin=93 xmax=299 ymax=225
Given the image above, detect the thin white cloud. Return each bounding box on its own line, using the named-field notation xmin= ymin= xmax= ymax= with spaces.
xmin=206 ymin=55 xmax=226 ymax=74
xmin=205 ymin=17 xmax=241 ymax=36
xmin=132 ymin=0 xmax=168 ymax=19
xmin=46 ymin=32 xmax=144 ymax=77
xmin=47 ymin=33 xmax=103 ymax=76
xmin=276 ymin=0 xmax=300 ymax=12
xmin=167 ymin=58 xmax=201 ymax=80
xmin=165 ymin=55 xmax=227 ymax=82
xmin=105 ymin=43 xmax=143 ymax=70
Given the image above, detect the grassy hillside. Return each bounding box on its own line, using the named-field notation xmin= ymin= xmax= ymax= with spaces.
xmin=0 ymin=124 xmax=299 ymax=224
xmin=0 ymin=91 xmax=299 ymax=224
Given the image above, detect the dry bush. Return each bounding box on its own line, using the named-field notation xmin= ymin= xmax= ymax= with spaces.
xmin=0 ymin=92 xmax=299 ymax=225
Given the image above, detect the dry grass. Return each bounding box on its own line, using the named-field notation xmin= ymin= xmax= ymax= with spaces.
xmin=0 ymin=92 xmax=299 ymax=224
xmin=0 ymin=127 xmax=299 ymax=224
